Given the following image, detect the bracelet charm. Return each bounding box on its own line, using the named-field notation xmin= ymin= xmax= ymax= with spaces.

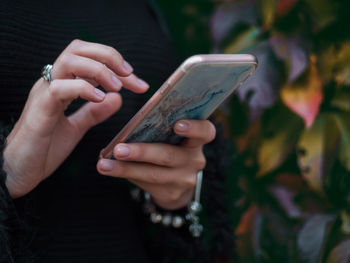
xmin=130 ymin=170 xmax=204 ymax=237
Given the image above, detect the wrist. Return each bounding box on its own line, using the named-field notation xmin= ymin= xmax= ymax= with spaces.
xmin=3 ymin=157 xmax=28 ymax=199
xmin=152 ymin=188 xmax=195 ymax=210
xmin=131 ymin=171 xmax=204 ymax=237
xmin=4 ymin=172 xmax=22 ymax=199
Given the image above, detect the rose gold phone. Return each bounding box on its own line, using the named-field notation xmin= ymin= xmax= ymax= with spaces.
xmin=100 ymin=54 xmax=257 ymax=159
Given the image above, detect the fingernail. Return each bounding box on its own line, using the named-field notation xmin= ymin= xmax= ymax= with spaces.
xmin=175 ymin=121 xmax=189 ymax=132
xmin=112 ymin=75 xmax=122 ymax=90
xmin=137 ymin=78 xmax=149 ymax=90
xmin=123 ymin=61 xmax=133 ymax=74
xmin=99 ymin=159 xmax=115 ymax=171
xmin=115 ymin=144 xmax=131 ymax=158
xmin=94 ymin=88 xmax=105 ymax=100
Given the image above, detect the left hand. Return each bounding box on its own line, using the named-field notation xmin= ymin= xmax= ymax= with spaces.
xmin=97 ymin=119 xmax=216 ymax=210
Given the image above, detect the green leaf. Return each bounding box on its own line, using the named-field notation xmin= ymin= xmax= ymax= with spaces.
xmin=335 ymin=69 xmax=350 ymax=86
xmin=330 ymin=88 xmax=350 ymax=112
xmin=259 ymin=0 xmax=277 ymax=29
xmin=304 ymin=0 xmax=337 ymax=31
xmin=319 ymin=42 xmax=350 ymax=86
xmin=326 ymin=239 xmax=350 ymax=263
xmin=340 ymin=211 xmax=350 ymax=234
xmin=297 ymin=113 xmax=341 ymax=195
xmin=296 ymin=214 xmax=336 ymax=263
xmin=323 ymin=159 xmax=350 ymax=208
xmin=334 ymin=42 xmax=350 ymax=86
xmin=223 ymin=26 xmax=260 ymax=54
xmin=257 ymin=103 xmax=304 ymax=176
xmin=334 ymin=113 xmax=350 ymax=171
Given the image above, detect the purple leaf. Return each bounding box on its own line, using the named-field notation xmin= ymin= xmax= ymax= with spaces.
xmin=268 ymin=185 xmax=302 ymax=219
xmin=237 ymin=42 xmax=281 ymax=121
xmin=269 ymin=35 xmax=310 ymax=82
xmin=297 ymin=214 xmax=336 ymax=263
xmin=211 ymin=0 xmax=258 ymax=46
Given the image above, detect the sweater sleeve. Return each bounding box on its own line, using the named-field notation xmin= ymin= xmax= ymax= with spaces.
xmin=0 ymin=122 xmax=16 ymax=262
xmin=0 ymin=122 xmax=34 ymax=263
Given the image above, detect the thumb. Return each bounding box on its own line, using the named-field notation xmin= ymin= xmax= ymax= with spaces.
xmin=68 ymin=92 xmax=122 ymax=136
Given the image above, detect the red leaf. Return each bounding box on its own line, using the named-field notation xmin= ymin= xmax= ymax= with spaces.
xmin=281 ymin=55 xmax=323 ymax=128
xmin=275 ymin=173 xmax=305 ymax=190
xmin=277 ymin=0 xmax=299 ymax=16
xmin=235 ymin=205 xmax=262 ymax=261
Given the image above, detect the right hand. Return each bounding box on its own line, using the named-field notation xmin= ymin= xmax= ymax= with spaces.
xmin=3 ymin=39 xmax=149 ymax=198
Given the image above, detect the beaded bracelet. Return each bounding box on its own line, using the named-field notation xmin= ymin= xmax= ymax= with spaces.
xmin=130 ymin=171 xmax=204 ymax=237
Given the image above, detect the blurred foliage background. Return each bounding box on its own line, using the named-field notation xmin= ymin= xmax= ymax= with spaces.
xmin=154 ymin=0 xmax=350 ymax=262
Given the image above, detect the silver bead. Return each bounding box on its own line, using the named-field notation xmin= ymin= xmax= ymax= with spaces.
xmin=144 ymin=192 xmax=151 ymax=201
xmin=189 ymin=223 xmax=203 ymax=237
xmin=172 ymin=216 xmax=184 ymax=228
xmin=189 ymin=201 xmax=202 ymax=214
xmin=150 ymin=212 xmax=162 ymax=223
xmin=185 ymin=213 xmax=198 ymax=222
xmin=162 ymin=213 xmax=172 ymax=226
xmin=143 ymin=202 xmax=155 ymax=214
xmin=130 ymin=188 xmax=141 ymax=201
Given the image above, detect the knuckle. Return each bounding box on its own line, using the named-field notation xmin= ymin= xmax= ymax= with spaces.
xmin=105 ymin=46 xmax=123 ymax=63
xmin=75 ymin=78 xmax=86 ymax=88
xmin=56 ymin=53 xmax=70 ymax=66
xmin=96 ymin=64 xmax=107 ymax=79
xmin=149 ymin=170 xmax=162 ymax=184
xmin=76 ymin=79 xmax=89 ymax=91
xmin=160 ymin=149 xmax=173 ymax=166
xmin=69 ymin=39 xmax=84 ymax=49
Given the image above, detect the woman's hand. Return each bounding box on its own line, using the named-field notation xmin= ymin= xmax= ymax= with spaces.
xmin=3 ymin=39 xmax=149 ymax=198
xmin=97 ymin=119 xmax=216 ymax=210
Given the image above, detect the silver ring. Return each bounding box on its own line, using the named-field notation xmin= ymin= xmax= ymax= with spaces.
xmin=41 ymin=64 xmax=53 ymax=83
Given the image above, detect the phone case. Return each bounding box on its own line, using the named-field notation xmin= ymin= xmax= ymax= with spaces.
xmin=100 ymin=54 xmax=257 ymax=159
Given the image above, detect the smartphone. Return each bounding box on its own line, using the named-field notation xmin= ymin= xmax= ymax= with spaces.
xmin=100 ymin=54 xmax=257 ymax=159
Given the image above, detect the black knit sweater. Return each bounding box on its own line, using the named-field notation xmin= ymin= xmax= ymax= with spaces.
xmin=0 ymin=0 xmax=234 ymax=262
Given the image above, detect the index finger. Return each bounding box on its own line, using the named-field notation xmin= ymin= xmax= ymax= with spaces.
xmin=67 ymin=39 xmax=133 ymax=77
